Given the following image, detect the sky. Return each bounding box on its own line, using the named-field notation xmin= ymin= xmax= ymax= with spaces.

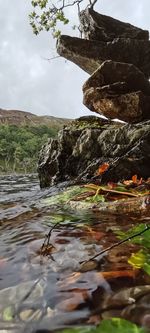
xmin=0 ymin=0 xmax=150 ymax=119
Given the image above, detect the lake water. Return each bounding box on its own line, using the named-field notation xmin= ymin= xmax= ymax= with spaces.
xmin=0 ymin=174 xmax=150 ymax=332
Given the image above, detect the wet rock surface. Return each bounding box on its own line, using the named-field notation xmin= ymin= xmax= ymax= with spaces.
xmin=38 ymin=117 xmax=150 ymax=188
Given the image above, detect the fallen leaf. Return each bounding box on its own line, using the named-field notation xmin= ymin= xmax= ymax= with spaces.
xmin=84 ymin=225 xmax=105 ymax=240
xmin=101 ymin=270 xmax=137 ymax=279
xmin=95 ymin=162 xmax=109 ymax=175
xmin=57 ymin=290 xmax=89 ymax=311
xmin=132 ymin=174 xmax=138 ymax=184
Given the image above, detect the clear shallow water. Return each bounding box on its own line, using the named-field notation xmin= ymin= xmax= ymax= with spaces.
xmin=0 ymin=174 xmax=150 ymax=332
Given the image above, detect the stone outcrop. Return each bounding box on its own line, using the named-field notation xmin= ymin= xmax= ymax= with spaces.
xmin=83 ymin=60 xmax=150 ymax=123
xmin=57 ymin=35 xmax=150 ymax=78
xmin=38 ymin=117 xmax=150 ymax=188
xmin=57 ymin=8 xmax=150 ymax=124
xmin=38 ymin=9 xmax=150 ymax=188
xmin=79 ymin=8 xmax=149 ymax=41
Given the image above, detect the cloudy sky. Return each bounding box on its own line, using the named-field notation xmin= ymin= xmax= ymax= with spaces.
xmin=0 ymin=0 xmax=150 ymax=119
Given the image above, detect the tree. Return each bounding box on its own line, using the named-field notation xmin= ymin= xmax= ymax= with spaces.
xmin=0 ymin=124 xmax=59 ymax=173
xmin=29 ymin=0 xmax=98 ymax=37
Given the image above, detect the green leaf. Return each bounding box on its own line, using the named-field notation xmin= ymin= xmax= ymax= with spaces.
xmin=128 ymin=250 xmax=150 ymax=275
xmin=143 ymin=262 xmax=150 ymax=275
xmin=95 ymin=318 xmax=146 ymax=333
xmin=116 ymin=224 xmax=150 ymax=249
xmin=3 ymin=306 xmax=14 ymax=321
xmin=85 ymin=194 xmax=105 ymax=203
xmin=128 ymin=250 xmax=146 ymax=269
xmin=57 ymin=318 xmax=147 ymax=333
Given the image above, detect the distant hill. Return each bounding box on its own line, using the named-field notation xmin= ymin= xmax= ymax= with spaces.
xmin=0 ymin=109 xmax=71 ymax=129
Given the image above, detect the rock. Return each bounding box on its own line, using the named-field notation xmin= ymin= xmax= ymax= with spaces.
xmin=83 ymin=61 xmax=150 ymax=96
xmin=0 ymin=280 xmax=45 ymax=332
xmin=101 ymin=285 xmax=150 ymax=326
xmin=57 ymin=35 xmax=150 ymax=77
xmin=43 ymin=185 xmax=150 ymax=214
xmin=83 ymin=60 xmax=150 ymax=123
xmin=38 ymin=116 xmax=150 ymax=187
xmin=84 ymin=89 xmax=150 ymax=123
xmin=79 ymin=8 xmax=149 ymax=41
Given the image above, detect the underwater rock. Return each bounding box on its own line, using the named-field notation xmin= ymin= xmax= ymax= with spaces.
xmin=101 ymin=285 xmax=150 ymax=327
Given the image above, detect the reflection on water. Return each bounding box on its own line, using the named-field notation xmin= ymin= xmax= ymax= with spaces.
xmin=0 ymin=174 xmax=150 ymax=332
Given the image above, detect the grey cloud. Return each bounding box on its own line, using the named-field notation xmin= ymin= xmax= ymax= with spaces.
xmin=0 ymin=0 xmax=149 ymax=118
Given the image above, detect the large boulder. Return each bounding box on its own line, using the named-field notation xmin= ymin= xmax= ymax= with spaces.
xmin=57 ymin=35 xmax=150 ymax=77
xmin=79 ymin=8 xmax=149 ymax=41
xmin=38 ymin=116 xmax=150 ymax=188
xmin=83 ymin=60 xmax=150 ymax=123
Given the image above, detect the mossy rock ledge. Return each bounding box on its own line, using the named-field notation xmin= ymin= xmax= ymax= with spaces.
xmin=38 ymin=116 xmax=150 ymax=189
xmin=42 ymin=185 xmax=150 ymax=215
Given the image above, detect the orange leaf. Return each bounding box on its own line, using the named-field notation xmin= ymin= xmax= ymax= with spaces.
xmin=132 ymin=175 xmax=138 ymax=184
xmin=95 ymin=162 xmax=109 ymax=176
xmin=101 ymin=269 xmax=137 ymax=279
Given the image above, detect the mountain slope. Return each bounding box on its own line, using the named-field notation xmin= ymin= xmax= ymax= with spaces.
xmin=0 ymin=109 xmax=71 ymax=128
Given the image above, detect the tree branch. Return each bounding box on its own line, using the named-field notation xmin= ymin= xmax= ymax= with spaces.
xmin=80 ymin=225 xmax=150 ymax=265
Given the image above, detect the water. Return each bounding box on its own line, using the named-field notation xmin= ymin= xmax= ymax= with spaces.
xmin=0 ymin=174 xmax=150 ymax=332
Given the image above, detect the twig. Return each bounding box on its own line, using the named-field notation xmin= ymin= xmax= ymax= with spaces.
xmin=84 ymin=184 xmax=140 ymax=197
xmin=40 ymin=222 xmax=59 ymax=254
xmin=80 ymin=225 xmax=150 ymax=264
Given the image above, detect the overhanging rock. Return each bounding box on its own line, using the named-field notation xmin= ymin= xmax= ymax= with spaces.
xmin=57 ymin=35 xmax=150 ymax=77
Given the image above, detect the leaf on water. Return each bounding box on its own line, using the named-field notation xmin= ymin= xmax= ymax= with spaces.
xmin=101 ymin=270 xmax=137 ymax=280
xmin=57 ymin=289 xmax=88 ymax=312
xmin=94 ymin=318 xmax=146 ymax=333
xmin=57 ymin=318 xmax=146 ymax=333
xmin=143 ymin=262 xmax=150 ymax=275
xmin=116 ymin=224 xmax=150 ymax=249
xmin=3 ymin=306 xmax=14 ymax=321
xmin=83 ymin=225 xmax=105 ymax=241
xmin=128 ymin=250 xmax=146 ymax=269
xmin=128 ymin=250 xmax=150 ymax=275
